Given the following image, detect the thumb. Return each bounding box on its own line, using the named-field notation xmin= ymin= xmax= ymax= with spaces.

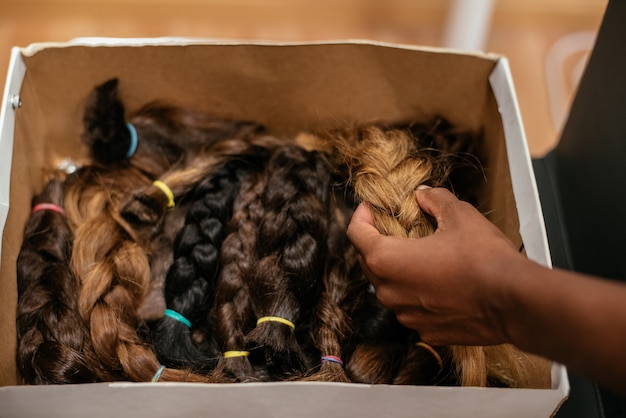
xmin=346 ymin=202 xmax=382 ymax=253
xmin=414 ymin=186 xmax=461 ymax=226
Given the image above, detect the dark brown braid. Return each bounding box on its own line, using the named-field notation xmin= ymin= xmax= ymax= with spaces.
xmin=210 ymin=171 xmax=267 ymax=383
xmin=242 ymin=145 xmax=332 ymax=381
xmin=16 ymin=176 xmax=110 ymax=383
xmin=299 ymin=184 xmax=361 ymax=383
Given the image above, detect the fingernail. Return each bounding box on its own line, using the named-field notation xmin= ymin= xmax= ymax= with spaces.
xmin=416 ymin=185 xmax=431 ymax=191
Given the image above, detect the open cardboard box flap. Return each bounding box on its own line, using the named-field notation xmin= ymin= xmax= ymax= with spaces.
xmin=0 ymin=39 xmax=568 ymax=417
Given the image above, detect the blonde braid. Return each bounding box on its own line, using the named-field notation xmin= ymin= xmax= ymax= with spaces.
xmin=330 ymin=124 xmax=490 ymax=387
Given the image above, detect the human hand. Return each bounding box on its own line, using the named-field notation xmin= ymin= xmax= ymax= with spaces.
xmin=346 ymin=186 xmax=527 ymax=347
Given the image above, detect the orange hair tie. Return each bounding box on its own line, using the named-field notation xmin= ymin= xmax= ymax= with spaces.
xmin=415 ymin=341 xmax=443 ymax=370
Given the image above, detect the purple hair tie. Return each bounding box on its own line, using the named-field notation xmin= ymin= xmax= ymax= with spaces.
xmin=321 ymin=355 xmax=344 ymax=367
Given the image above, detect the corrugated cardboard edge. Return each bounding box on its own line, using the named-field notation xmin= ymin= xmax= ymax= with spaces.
xmin=20 ymin=36 xmax=503 ymax=61
xmin=0 ymin=48 xmax=26 ymax=265
xmin=487 ymin=58 xmax=570 ymax=407
xmin=0 ymin=381 xmax=572 ymax=418
xmin=488 ymin=58 xmax=552 ymax=269
xmin=0 ymin=47 xmax=27 ymax=386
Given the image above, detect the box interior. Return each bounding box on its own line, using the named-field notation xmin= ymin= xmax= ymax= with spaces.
xmin=0 ymin=40 xmax=565 ymax=417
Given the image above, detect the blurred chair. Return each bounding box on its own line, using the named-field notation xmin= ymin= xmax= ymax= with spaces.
xmin=545 ymin=31 xmax=597 ymax=134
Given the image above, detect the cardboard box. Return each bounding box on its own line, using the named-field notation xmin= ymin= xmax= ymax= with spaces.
xmin=0 ymin=38 xmax=568 ymax=417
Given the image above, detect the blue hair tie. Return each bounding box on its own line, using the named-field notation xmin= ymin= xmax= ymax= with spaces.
xmin=126 ymin=122 xmax=138 ymax=158
xmin=152 ymin=365 xmax=166 ymax=382
xmin=164 ymin=309 xmax=192 ymax=328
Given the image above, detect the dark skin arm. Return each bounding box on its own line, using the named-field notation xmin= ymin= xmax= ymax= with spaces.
xmin=346 ymin=186 xmax=626 ymax=395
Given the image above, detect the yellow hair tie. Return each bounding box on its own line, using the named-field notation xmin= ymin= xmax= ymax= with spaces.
xmin=415 ymin=341 xmax=444 ymax=370
xmin=256 ymin=316 xmax=295 ymax=330
xmin=223 ymin=351 xmax=250 ymax=359
xmin=152 ymin=180 xmax=175 ymax=208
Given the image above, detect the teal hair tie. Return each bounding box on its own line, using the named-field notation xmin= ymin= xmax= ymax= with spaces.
xmin=164 ymin=309 xmax=191 ymax=328
xmin=126 ymin=122 xmax=138 ymax=158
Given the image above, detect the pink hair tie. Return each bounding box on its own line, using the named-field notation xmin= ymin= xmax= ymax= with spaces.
xmin=321 ymin=355 xmax=344 ymax=367
xmin=32 ymin=203 xmax=65 ymax=215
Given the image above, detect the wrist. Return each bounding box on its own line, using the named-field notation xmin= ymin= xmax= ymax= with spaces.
xmin=481 ymin=248 xmax=537 ymax=345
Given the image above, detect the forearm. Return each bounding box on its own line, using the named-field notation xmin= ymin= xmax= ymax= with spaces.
xmin=500 ymin=258 xmax=626 ymax=395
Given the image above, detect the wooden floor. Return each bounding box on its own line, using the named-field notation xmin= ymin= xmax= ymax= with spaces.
xmin=0 ymin=0 xmax=607 ymax=156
